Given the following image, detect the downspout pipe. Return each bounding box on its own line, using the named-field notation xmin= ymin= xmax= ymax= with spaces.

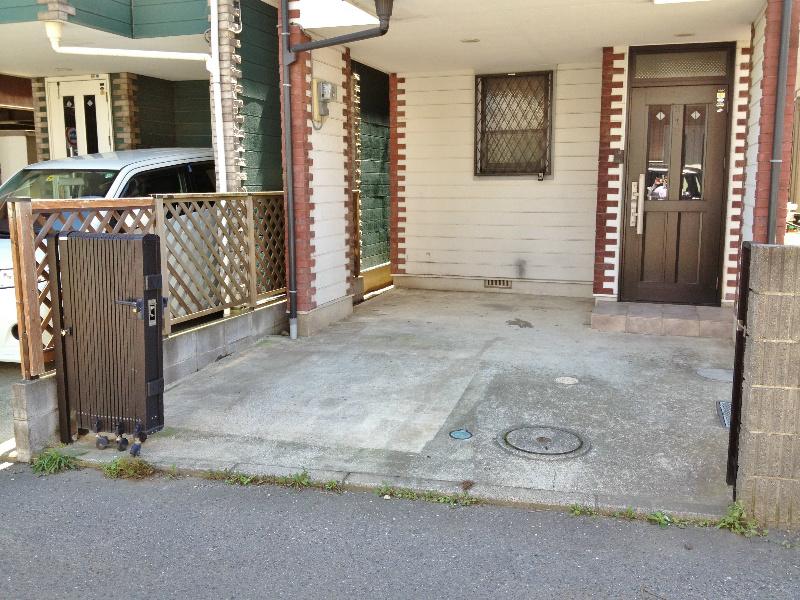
xmin=767 ymin=0 xmax=793 ymax=244
xmin=43 ymin=18 xmax=228 ymax=193
xmin=280 ymin=0 xmax=393 ymax=339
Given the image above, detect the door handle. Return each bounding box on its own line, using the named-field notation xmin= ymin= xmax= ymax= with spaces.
xmin=636 ymin=173 xmax=645 ymax=235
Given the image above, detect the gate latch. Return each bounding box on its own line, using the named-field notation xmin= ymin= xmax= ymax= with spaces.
xmin=115 ymin=298 xmax=144 ymax=316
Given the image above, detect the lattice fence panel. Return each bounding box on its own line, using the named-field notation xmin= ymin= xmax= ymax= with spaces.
xmin=160 ymin=197 xmax=253 ymax=324
xmin=30 ymin=202 xmax=155 ymax=355
xmin=253 ymin=194 xmax=286 ymax=298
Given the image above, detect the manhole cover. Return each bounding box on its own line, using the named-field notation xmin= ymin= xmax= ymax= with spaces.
xmin=450 ymin=428 xmax=472 ymax=440
xmin=501 ymin=425 xmax=586 ymax=457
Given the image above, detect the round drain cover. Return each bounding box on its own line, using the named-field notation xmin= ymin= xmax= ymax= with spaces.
xmin=450 ymin=428 xmax=472 ymax=440
xmin=503 ymin=426 xmax=583 ymax=455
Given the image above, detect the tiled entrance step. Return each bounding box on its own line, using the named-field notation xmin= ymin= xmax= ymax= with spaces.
xmin=590 ymin=302 xmax=734 ymax=339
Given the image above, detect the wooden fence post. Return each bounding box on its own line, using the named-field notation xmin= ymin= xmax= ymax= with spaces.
xmin=8 ymin=198 xmax=44 ymax=378
xmin=153 ymin=196 xmax=172 ymax=336
xmin=246 ymin=195 xmax=258 ymax=308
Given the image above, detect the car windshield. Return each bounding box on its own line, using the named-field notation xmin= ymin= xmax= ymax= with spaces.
xmin=0 ymin=169 xmax=119 ymax=200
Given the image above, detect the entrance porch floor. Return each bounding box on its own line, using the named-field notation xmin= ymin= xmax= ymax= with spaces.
xmin=80 ymin=289 xmax=736 ymax=516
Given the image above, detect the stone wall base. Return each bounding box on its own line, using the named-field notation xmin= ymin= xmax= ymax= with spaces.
xmin=393 ymin=274 xmax=593 ymax=299
xmin=297 ymin=295 xmax=354 ymax=337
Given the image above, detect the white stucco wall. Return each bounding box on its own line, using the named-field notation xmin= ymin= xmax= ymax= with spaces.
xmin=398 ymin=63 xmax=601 ymax=295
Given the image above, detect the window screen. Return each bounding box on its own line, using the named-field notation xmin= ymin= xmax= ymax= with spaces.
xmin=633 ymin=50 xmax=728 ymax=81
xmin=475 ymin=72 xmax=553 ymax=176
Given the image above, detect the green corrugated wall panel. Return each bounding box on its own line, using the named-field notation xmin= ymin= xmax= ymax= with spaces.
xmin=133 ymin=0 xmax=208 ymax=38
xmin=354 ymin=61 xmax=390 ymax=270
xmin=0 ymin=1 xmax=39 ymax=24
xmin=239 ymin=0 xmax=282 ymax=192
xmin=71 ymin=0 xmax=132 ymax=37
xmin=0 ymin=0 xmax=207 ymax=36
xmin=137 ymin=76 xmax=176 ymax=147
xmin=174 ymin=80 xmax=211 ymax=147
xmin=137 ymin=77 xmax=210 ymax=148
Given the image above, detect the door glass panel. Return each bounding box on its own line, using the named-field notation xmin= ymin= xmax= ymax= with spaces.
xmin=83 ymin=95 xmax=99 ymax=155
xmin=646 ymin=105 xmax=670 ymax=201
xmin=62 ymin=96 xmax=78 ymax=157
xmin=681 ymin=104 xmax=706 ymax=201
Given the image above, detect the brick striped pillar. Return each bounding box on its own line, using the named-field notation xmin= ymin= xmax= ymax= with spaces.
xmin=389 ymin=73 xmax=406 ymax=275
xmin=278 ymin=4 xmax=316 ymax=313
xmin=593 ymin=48 xmax=627 ymax=297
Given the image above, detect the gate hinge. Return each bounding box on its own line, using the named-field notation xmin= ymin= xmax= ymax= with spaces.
xmin=144 ymin=274 xmax=162 ymax=291
xmin=146 ymin=378 xmax=164 ymax=397
xmin=736 ymin=319 xmax=747 ymax=333
xmin=60 ymin=327 xmax=72 ymax=337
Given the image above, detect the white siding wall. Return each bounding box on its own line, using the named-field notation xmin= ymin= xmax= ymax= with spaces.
xmin=399 ymin=64 xmax=601 ymax=288
xmin=743 ymin=5 xmax=767 ymax=242
xmin=308 ymin=45 xmax=349 ymax=306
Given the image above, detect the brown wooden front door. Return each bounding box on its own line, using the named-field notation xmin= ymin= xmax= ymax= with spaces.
xmin=621 ymin=85 xmax=728 ymax=305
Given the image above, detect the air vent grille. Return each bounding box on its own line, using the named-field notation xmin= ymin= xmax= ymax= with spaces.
xmin=484 ymin=279 xmax=512 ymax=289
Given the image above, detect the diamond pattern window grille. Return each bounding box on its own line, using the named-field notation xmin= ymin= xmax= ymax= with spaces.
xmin=475 ymin=71 xmax=553 ymax=176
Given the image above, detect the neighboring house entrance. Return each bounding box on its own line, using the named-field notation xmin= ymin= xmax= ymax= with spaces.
xmin=45 ymin=76 xmax=113 ymax=159
xmin=352 ymin=61 xmax=392 ymax=294
xmin=621 ymin=46 xmax=732 ymax=306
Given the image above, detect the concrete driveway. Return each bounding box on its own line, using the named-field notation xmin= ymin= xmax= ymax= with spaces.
xmin=81 ymin=288 xmax=736 ymax=516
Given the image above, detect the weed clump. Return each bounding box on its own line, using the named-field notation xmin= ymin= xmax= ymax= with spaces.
xmin=102 ymin=457 xmax=156 ymax=480
xmin=31 ymin=448 xmax=77 ymax=475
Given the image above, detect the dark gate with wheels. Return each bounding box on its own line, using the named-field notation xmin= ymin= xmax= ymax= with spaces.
xmin=51 ymin=232 xmax=165 ymax=445
xmin=726 ymin=242 xmax=751 ymax=487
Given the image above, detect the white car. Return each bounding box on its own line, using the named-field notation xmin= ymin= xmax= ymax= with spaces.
xmin=0 ymin=148 xmax=215 ymax=362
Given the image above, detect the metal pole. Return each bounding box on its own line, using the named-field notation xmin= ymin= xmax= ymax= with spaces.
xmin=280 ymin=0 xmax=298 ymax=339
xmin=767 ymin=0 xmax=794 ymax=244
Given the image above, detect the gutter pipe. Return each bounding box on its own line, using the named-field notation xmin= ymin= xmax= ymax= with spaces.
xmin=767 ymin=0 xmax=793 ymax=244
xmin=280 ymin=0 xmax=393 ymax=339
xmin=43 ymin=17 xmax=228 ymax=193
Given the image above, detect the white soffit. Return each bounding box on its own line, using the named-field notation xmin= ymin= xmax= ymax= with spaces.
xmin=295 ymin=0 xmax=378 ymax=28
xmin=0 ymin=22 xmax=208 ymax=80
xmin=323 ymin=0 xmax=763 ymax=73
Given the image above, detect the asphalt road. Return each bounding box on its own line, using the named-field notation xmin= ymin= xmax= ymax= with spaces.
xmin=0 ymin=467 xmax=797 ymax=599
xmin=0 ymin=363 xmax=17 ymax=442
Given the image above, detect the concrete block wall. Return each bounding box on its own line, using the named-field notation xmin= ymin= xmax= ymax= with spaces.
xmin=11 ymin=376 xmax=58 ymax=463
xmin=736 ymin=244 xmax=800 ymax=529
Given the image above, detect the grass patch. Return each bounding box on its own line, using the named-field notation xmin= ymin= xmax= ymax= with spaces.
xmin=647 ymin=511 xmax=673 ymax=529
xmin=31 ymin=448 xmax=77 ymax=475
xmin=102 ymin=457 xmax=156 ymax=480
xmin=568 ymin=504 xmax=597 ymax=517
xmin=717 ymin=501 xmax=762 ymax=537
xmin=611 ymin=506 xmax=637 ymax=520
xmin=376 ymin=484 xmax=478 ymax=507
xmin=201 ymin=469 xmax=342 ymax=492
